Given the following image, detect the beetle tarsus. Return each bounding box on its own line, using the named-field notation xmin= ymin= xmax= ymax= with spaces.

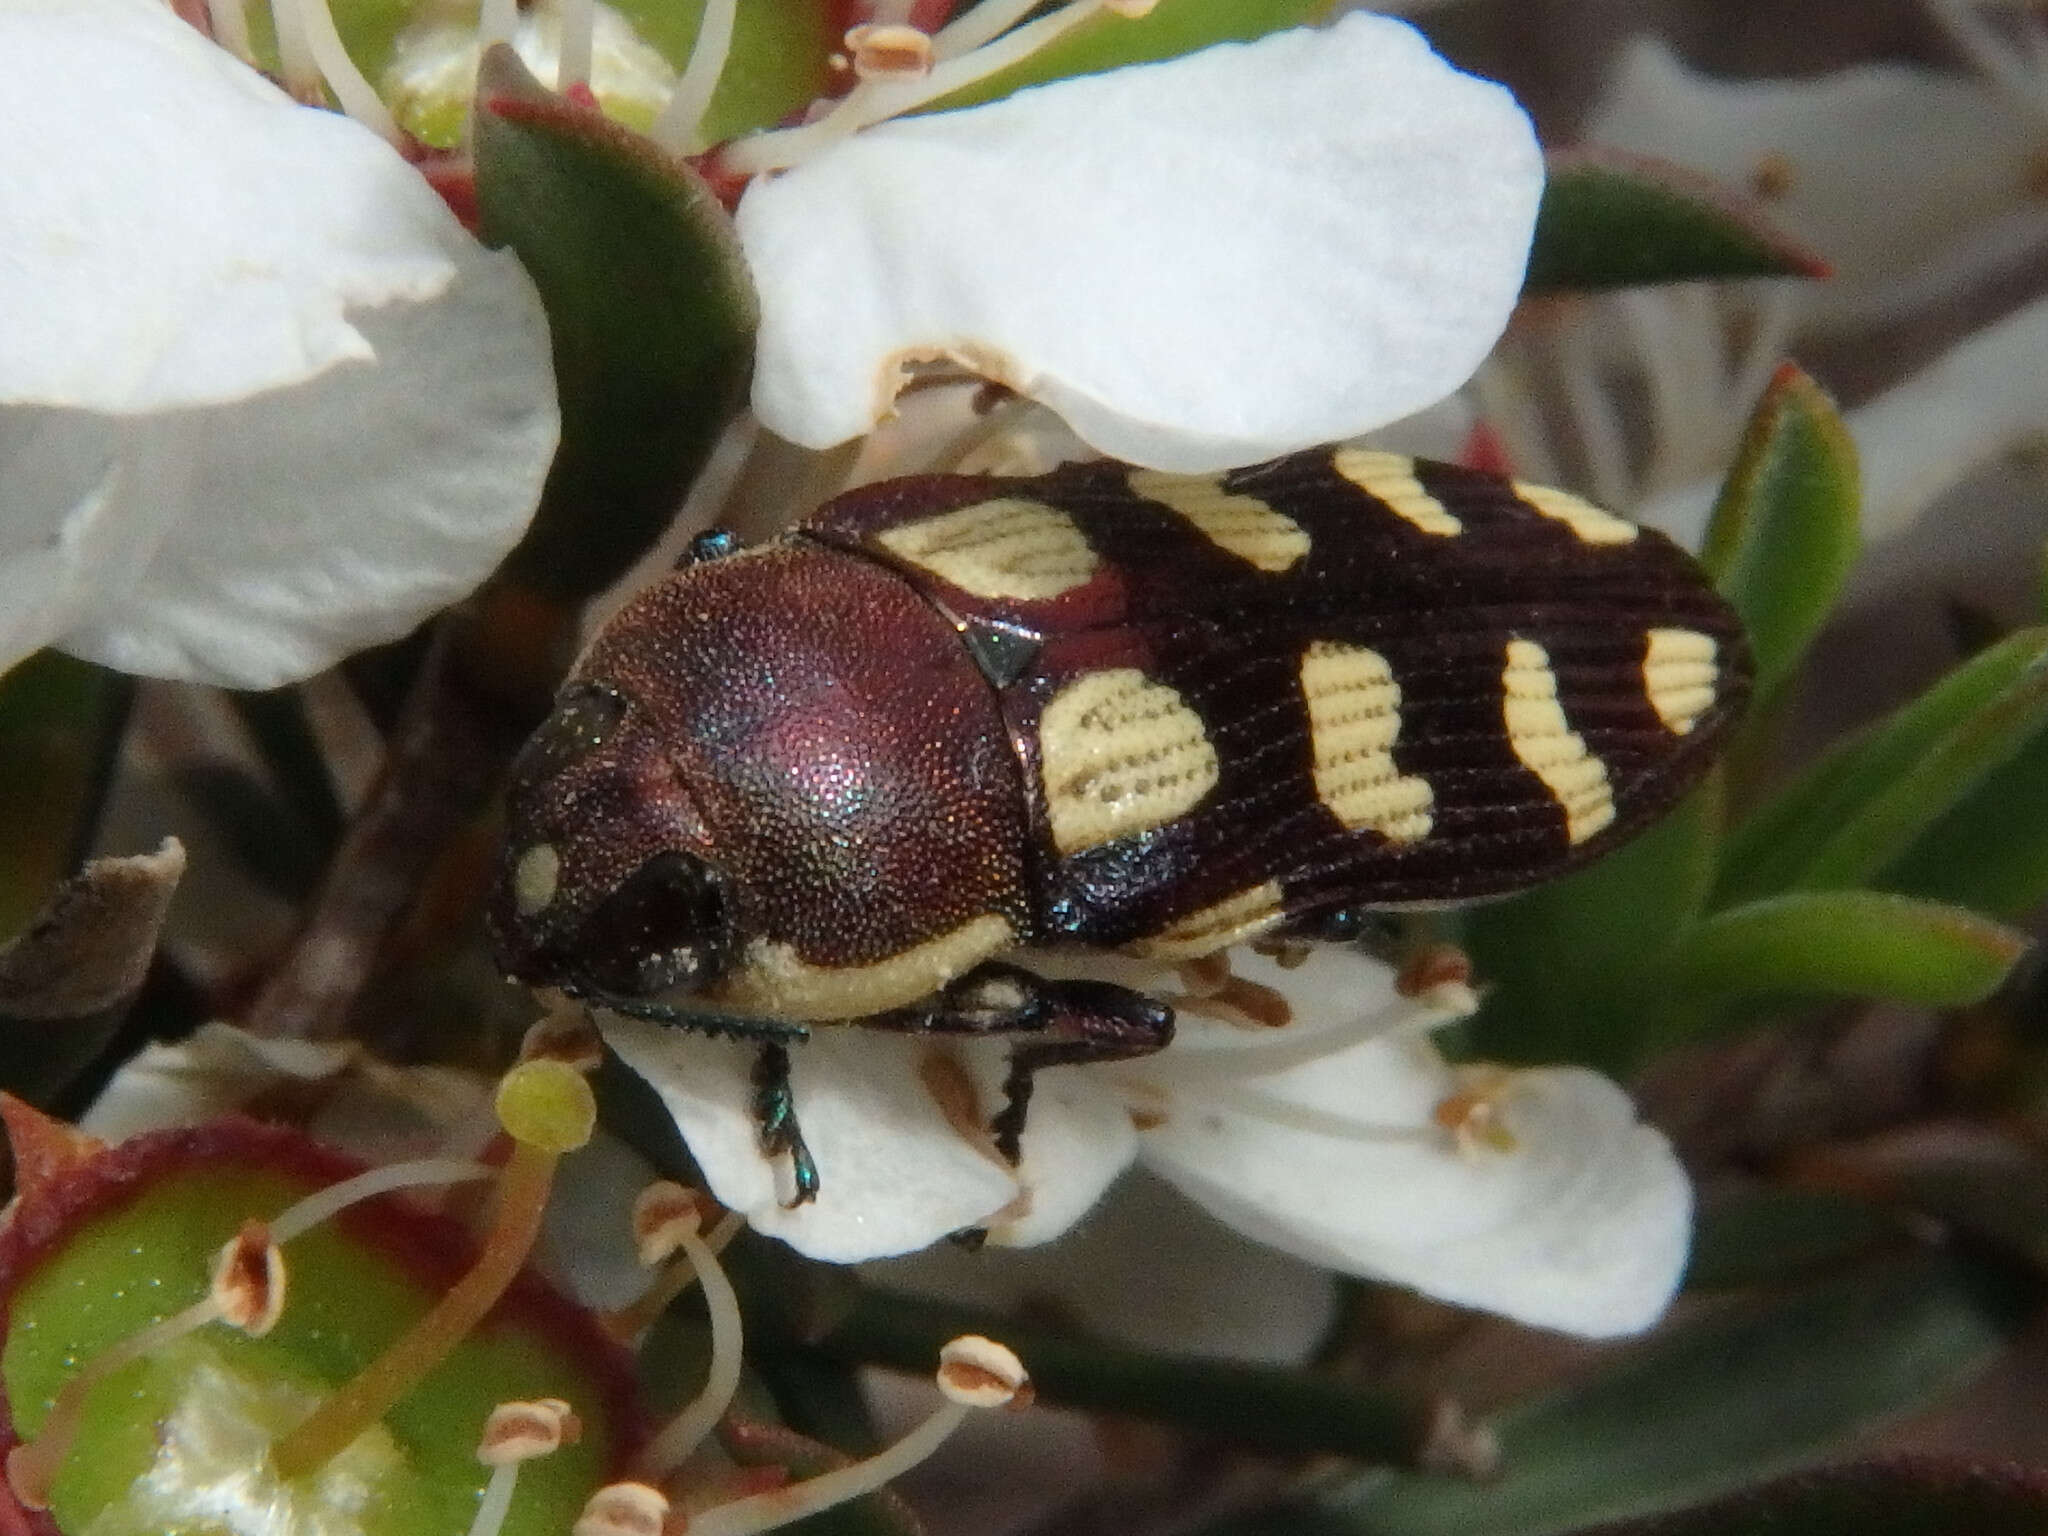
xmin=751 ymin=1040 xmax=819 ymax=1206
xmin=990 ymin=988 xmax=1175 ymax=1163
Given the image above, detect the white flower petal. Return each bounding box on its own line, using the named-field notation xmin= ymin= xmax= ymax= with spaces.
xmin=79 ymin=1021 xmax=356 ymax=1143
xmin=1588 ymin=38 xmax=2048 ymax=331
xmin=737 ymin=12 xmax=1540 ymax=471
xmin=976 ymin=1059 xmax=1135 ymax=1248
xmin=1841 ymin=292 xmax=2048 ymax=543
xmin=1141 ymin=1039 xmax=1689 ymax=1338
xmin=49 ymin=244 xmax=557 ymax=684
xmin=0 ymin=0 xmax=473 ymax=414
xmin=78 ymin=1019 xmax=494 ymax=1162
xmin=0 ymin=0 xmax=558 ymax=686
xmin=602 ymin=1017 xmax=1024 ymax=1261
xmin=0 ymin=413 xmax=137 ymax=665
xmin=871 ymin=1171 xmax=1336 ymax=1364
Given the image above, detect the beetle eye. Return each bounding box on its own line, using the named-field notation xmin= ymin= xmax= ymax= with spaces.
xmin=578 ymin=852 xmax=731 ymax=999
xmin=514 ymin=681 xmax=630 ymax=785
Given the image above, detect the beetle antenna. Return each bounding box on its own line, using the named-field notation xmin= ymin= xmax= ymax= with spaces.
xmin=584 ymin=995 xmax=809 ymax=1047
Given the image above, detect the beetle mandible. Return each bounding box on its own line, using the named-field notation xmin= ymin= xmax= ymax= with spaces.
xmin=488 ymin=445 xmax=1750 ymax=1201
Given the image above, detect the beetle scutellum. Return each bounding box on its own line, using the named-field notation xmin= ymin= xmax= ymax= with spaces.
xmin=487 ymin=446 xmax=1749 ymax=1201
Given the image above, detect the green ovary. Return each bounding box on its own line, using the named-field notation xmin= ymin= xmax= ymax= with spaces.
xmin=4 ymin=1168 xmax=611 ymax=1536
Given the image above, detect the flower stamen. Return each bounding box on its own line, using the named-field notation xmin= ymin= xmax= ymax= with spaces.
xmin=686 ymin=1337 xmax=1030 ymax=1536
xmin=1433 ymin=1067 xmax=1522 ymax=1156
xmin=214 ymin=1219 xmax=287 ymax=1336
xmin=847 ymin=23 xmax=935 ymax=81
xmin=558 ymin=0 xmax=596 ymax=91
xmin=630 ymin=1182 xmax=749 ymax=1477
xmin=1393 ymin=943 xmax=1480 ymax=1018
xmin=520 ymin=1001 xmax=607 ymax=1075
xmin=272 ymin=1060 xmax=595 ymax=1479
xmin=204 ymin=0 xmax=255 ymax=65
xmin=1146 ymin=979 xmax=1478 ymax=1086
xmin=575 ymin=1481 xmax=671 ymax=1536
xmin=477 ymin=0 xmax=518 ymax=51
xmin=468 ymin=1398 xmax=582 ymax=1536
xmin=718 ymin=0 xmax=1120 ymax=175
xmin=276 ymin=0 xmax=400 ymax=138
xmin=6 ymin=1222 xmax=287 ymax=1509
xmin=649 ymin=0 xmax=740 ymax=151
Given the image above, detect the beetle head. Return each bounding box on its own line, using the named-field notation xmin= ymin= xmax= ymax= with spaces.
xmin=488 ymin=678 xmax=735 ymax=1007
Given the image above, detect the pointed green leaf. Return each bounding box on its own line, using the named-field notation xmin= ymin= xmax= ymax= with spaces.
xmin=923 ymin=0 xmax=1327 ymax=114
xmin=1699 ymin=365 xmax=1861 ymax=699
xmin=1460 ymin=781 xmax=1722 ymax=1073
xmin=1523 ymin=151 xmax=1829 ymax=294
xmin=1661 ymin=892 xmax=2027 ymax=1010
xmin=1718 ymin=630 xmax=2048 ymax=905
xmin=1211 ymin=1253 xmax=2031 ymax=1536
xmin=1874 ymin=720 xmax=2048 ymax=921
xmin=475 ymin=50 xmax=758 ymax=605
xmin=1574 ymin=1460 xmax=2048 ymax=1536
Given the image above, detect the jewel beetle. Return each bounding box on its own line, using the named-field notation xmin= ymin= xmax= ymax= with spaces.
xmin=488 ymin=445 xmax=1749 ymax=1200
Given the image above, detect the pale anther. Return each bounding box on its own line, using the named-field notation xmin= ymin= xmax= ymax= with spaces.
xmin=936 ymin=1334 xmax=1031 ymax=1408
xmin=686 ymin=1336 xmax=1034 ymax=1536
xmin=574 ymin=1481 xmax=671 ymax=1536
xmin=1396 ymin=942 xmax=1481 ymax=1018
xmin=520 ymin=1005 xmax=606 ymax=1075
xmin=478 ymin=1397 xmax=582 ymax=1465
xmin=212 ymin=1219 xmax=286 ymax=1336
xmin=1433 ymin=1067 xmax=1521 ymax=1156
xmin=632 ymin=1179 xmax=714 ymax=1266
xmin=847 ymin=22 xmax=934 ymax=79
xmin=1102 ymin=0 xmax=1158 ymax=14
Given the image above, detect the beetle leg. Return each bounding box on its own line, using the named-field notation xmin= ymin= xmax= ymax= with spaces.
xmin=751 ymin=1040 xmax=820 ymax=1207
xmin=987 ymin=992 xmax=1174 ymax=1164
xmin=866 ymin=963 xmax=1175 ymax=1164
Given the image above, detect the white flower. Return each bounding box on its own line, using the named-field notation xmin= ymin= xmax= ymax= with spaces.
xmin=0 ymin=0 xmax=558 ymax=687
xmin=730 ymin=11 xmax=1543 ymax=472
xmin=604 ymin=947 xmax=1690 ymax=1340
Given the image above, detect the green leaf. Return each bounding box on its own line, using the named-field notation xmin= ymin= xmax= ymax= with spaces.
xmin=1718 ymin=630 xmax=2048 ymax=906
xmin=0 ymin=653 xmax=132 ymax=937
xmin=1875 ymin=719 xmax=2048 ymax=921
xmin=922 ymin=0 xmax=1327 ymax=114
xmin=1573 ymin=1460 xmax=2048 ymax=1536
xmin=1698 ymin=364 xmax=1861 ymax=701
xmin=1460 ymin=781 xmax=1722 ymax=1073
xmin=475 ymin=50 xmax=758 ymax=605
xmin=1660 ymin=891 xmax=2027 ymax=1010
xmin=1685 ymin=1187 xmax=1899 ymax=1292
xmin=1209 ymin=1252 xmax=2031 ymax=1536
xmin=1523 ymin=151 xmax=1829 ymax=294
